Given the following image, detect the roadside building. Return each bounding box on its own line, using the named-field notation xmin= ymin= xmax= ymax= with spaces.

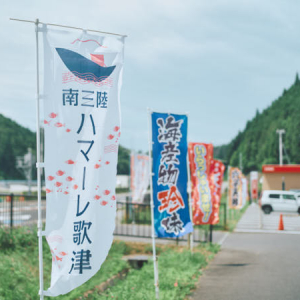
xmin=262 ymin=165 xmax=300 ymax=191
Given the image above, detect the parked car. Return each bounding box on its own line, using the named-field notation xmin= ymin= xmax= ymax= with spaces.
xmin=292 ymin=192 xmax=300 ymax=211
xmin=260 ymin=190 xmax=299 ymax=214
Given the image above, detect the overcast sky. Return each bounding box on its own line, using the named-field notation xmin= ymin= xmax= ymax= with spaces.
xmin=1 ymin=0 xmax=300 ymax=151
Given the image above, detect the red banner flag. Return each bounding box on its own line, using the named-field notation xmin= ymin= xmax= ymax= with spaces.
xmin=188 ymin=142 xmax=215 ymax=225
xmin=209 ymin=159 xmax=225 ymax=224
xmin=250 ymin=171 xmax=258 ymax=200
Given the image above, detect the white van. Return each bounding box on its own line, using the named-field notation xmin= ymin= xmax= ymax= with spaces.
xmin=260 ymin=190 xmax=299 ymax=214
xmin=292 ymin=192 xmax=300 ymax=210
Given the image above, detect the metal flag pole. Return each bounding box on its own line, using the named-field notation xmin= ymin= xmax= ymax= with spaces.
xmin=130 ymin=149 xmax=135 ymax=201
xmin=35 ymin=18 xmax=44 ymax=300
xmin=187 ymin=150 xmax=194 ymax=253
xmin=10 ymin=18 xmax=127 ymax=37
xmin=227 ymin=166 xmax=231 ymax=223
xmin=184 ymin=114 xmax=193 ymax=253
xmin=130 ymin=150 xmax=136 ymax=235
xmin=10 ymin=16 xmax=44 ymax=299
xmin=147 ymin=108 xmax=159 ymax=300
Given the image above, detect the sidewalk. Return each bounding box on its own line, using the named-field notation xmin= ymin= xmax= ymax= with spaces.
xmin=235 ymin=202 xmax=300 ymax=233
xmin=190 ymin=232 xmax=300 ymax=300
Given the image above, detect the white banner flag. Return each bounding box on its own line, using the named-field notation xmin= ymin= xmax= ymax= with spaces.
xmin=42 ymin=26 xmax=124 ymax=296
xmin=242 ymin=177 xmax=248 ymax=208
xmin=130 ymin=153 xmax=150 ymax=202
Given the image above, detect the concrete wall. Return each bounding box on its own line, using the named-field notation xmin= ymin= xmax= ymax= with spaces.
xmin=262 ymin=173 xmax=300 ymax=191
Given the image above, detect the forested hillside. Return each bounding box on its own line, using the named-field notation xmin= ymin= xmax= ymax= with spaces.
xmin=0 ymin=114 xmax=36 ymax=179
xmin=3 ymin=72 xmax=300 ymax=179
xmin=0 ymin=114 xmax=130 ymax=179
xmin=215 ymin=74 xmax=300 ymax=174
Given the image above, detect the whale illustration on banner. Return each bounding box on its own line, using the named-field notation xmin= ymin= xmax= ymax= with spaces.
xmin=56 ymin=48 xmax=116 ymax=83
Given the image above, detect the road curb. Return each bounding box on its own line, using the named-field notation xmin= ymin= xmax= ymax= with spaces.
xmin=234 ymin=229 xmax=300 ymax=235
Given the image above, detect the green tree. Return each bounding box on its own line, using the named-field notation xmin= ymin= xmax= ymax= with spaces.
xmin=214 ymin=73 xmax=300 ymax=174
xmin=0 ymin=114 xmax=132 ymax=178
xmin=117 ymin=145 xmax=130 ymax=175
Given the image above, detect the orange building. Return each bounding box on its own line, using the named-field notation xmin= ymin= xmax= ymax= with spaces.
xmin=262 ymin=165 xmax=300 ymax=191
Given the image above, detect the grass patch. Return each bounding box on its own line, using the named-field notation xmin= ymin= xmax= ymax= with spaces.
xmin=115 ymin=187 xmax=130 ymax=194
xmin=0 ymin=228 xmax=219 ymax=300
xmin=122 ymin=205 xmax=152 ymax=225
xmin=0 ymin=227 xmax=129 ymax=300
xmin=55 ymin=242 xmax=129 ymax=300
xmin=86 ymin=243 xmax=219 ymax=300
xmin=225 ymin=202 xmax=249 ymax=231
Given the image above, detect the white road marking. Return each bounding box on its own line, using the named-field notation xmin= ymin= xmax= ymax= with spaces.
xmin=218 ymin=232 xmax=230 ymax=246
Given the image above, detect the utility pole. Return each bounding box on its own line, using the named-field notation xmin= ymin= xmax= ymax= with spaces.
xmin=16 ymin=148 xmax=34 ymax=195
xmin=276 ymin=129 xmax=285 ymax=165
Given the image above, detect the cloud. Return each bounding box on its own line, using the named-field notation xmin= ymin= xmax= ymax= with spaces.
xmin=1 ymin=0 xmax=300 ymax=149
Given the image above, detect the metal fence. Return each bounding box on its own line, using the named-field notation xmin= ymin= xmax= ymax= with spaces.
xmin=0 ymin=193 xmax=46 ymax=228
xmin=0 ymin=193 xmax=227 ymax=243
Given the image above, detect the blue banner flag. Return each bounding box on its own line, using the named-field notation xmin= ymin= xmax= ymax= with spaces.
xmin=151 ymin=112 xmax=193 ymax=238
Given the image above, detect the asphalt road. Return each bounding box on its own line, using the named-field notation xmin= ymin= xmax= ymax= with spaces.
xmin=191 ymin=232 xmax=300 ymax=300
